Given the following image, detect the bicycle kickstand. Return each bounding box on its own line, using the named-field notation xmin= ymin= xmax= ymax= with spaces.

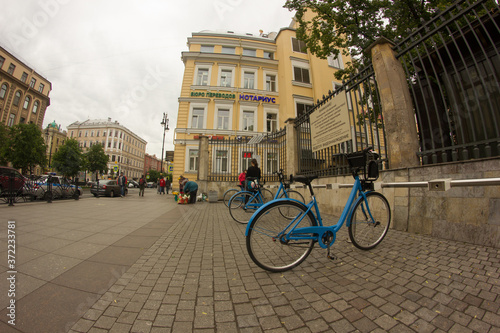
xmin=327 ymin=246 xmax=337 ymax=261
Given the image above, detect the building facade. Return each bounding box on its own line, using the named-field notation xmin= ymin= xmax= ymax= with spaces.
xmin=173 ymin=18 xmax=347 ymax=181
xmin=67 ymin=118 xmax=147 ymax=180
xmin=45 ymin=120 xmax=68 ymax=173
xmin=0 ymin=46 xmax=51 ymax=129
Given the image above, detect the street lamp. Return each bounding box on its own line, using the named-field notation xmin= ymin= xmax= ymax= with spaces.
xmin=160 ymin=112 xmax=170 ymax=175
xmin=45 ymin=127 xmax=54 ymax=171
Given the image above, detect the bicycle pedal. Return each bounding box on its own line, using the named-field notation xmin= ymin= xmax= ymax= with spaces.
xmin=327 ymin=254 xmax=337 ymax=261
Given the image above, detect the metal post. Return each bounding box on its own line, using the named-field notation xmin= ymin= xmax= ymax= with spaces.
xmin=8 ymin=171 xmax=14 ymax=206
xmin=47 ymin=175 xmax=52 ymax=203
xmin=160 ymin=112 xmax=169 ymax=175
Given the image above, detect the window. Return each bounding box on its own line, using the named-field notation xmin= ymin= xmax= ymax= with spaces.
xmin=0 ymin=56 xmax=4 ymax=68
xmin=328 ymin=53 xmax=344 ymax=69
xmin=266 ymin=153 xmax=278 ymax=174
xmin=13 ymin=91 xmax=21 ymax=106
xmin=242 ymin=111 xmax=254 ymax=131
xmin=91 ymin=130 xmax=94 ymax=137
xmin=266 ymin=113 xmax=277 ymax=132
xmin=108 ymin=141 xmax=111 ymax=148
xmin=217 ymin=109 xmax=230 ymax=130
xmin=85 ymin=131 xmax=88 ymax=137
xmin=215 ymin=150 xmax=229 ymax=172
xmin=8 ymin=64 xmax=15 ymax=75
xmin=242 ymin=152 xmax=253 ymax=170
xmin=20 ymin=117 xmax=25 ymax=124
xmin=120 ymin=132 xmax=122 ymax=138
xmin=113 ymin=142 xmax=117 ymax=148
xmin=222 ymin=46 xmax=235 ymax=54
xmin=243 ymin=71 xmax=255 ymax=89
xmin=96 ymin=130 xmax=100 ymax=137
xmin=0 ymin=84 xmax=7 ymax=99
xmin=32 ymin=101 xmax=39 ymax=113
xmin=38 ymin=83 xmax=45 ymax=93
xmin=79 ymin=131 xmax=82 ymax=137
xmin=264 ymin=51 xmax=274 ymax=59
xmin=30 ymin=78 xmax=36 ymax=88
xmin=220 ymin=69 xmax=233 ymax=87
xmin=115 ymin=131 xmax=118 ymax=137
xmin=112 ymin=155 xmax=116 ymax=162
xmin=196 ymin=68 xmax=209 ymax=86
xmin=70 ymin=131 xmax=74 ymax=138
xmin=119 ymin=143 xmax=121 ymax=149
xmin=23 ymin=96 xmax=30 ymax=109
xmin=200 ymin=45 xmax=214 ymax=53
xmin=189 ymin=149 xmax=199 ymax=171
xmin=243 ymin=49 xmax=256 ymax=57
xmin=21 ymin=72 xmax=28 ymax=83
xmin=7 ymin=113 xmax=15 ymax=127
xmin=266 ymin=74 xmax=276 ymax=92
xmin=293 ymin=66 xmax=310 ymax=84
xmin=296 ymin=102 xmax=313 ymax=118
xmin=191 ymin=108 xmax=204 ymax=129
xmin=292 ymin=38 xmax=307 ymax=53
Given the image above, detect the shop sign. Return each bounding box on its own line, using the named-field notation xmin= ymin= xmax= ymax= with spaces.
xmin=239 ymin=94 xmax=276 ymax=103
xmin=191 ymin=91 xmax=235 ymax=99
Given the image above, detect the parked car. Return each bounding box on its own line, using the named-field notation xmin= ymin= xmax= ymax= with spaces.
xmin=147 ymin=182 xmax=155 ymax=188
xmin=128 ymin=180 xmax=139 ymax=188
xmin=32 ymin=175 xmax=83 ymax=199
xmin=91 ymin=179 xmax=128 ymax=197
xmin=0 ymin=166 xmax=26 ymax=202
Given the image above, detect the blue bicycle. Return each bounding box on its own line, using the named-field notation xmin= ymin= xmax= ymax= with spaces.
xmin=228 ymin=170 xmax=305 ymax=224
xmin=245 ymin=147 xmax=391 ymax=272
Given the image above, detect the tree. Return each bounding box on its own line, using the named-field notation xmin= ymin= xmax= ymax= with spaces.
xmin=147 ymin=169 xmax=160 ymax=183
xmin=84 ymin=143 xmax=109 ymax=179
xmin=4 ymin=123 xmax=47 ymax=174
xmin=52 ymin=138 xmax=83 ymax=178
xmin=284 ymin=0 xmax=454 ymax=80
xmin=0 ymin=123 xmax=9 ymax=165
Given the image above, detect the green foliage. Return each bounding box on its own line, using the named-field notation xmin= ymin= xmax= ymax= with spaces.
xmin=84 ymin=143 xmax=109 ymax=176
xmin=0 ymin=123 xmax=9 ymax=165
xmin=147 ymin=169 xmax=160 ymax=183
xmin=284 ymin=0 xmax=454 ymax=80
xmin=4 ymin=123 xmax=47 ymax=174
xmin=52 ymin=138 xmax=84 ymax=178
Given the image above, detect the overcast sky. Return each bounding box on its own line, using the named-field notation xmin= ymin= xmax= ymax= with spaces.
xmin=0 ymin=0 xmax=295 ymax=157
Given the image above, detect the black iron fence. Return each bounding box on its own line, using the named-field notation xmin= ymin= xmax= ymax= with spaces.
xmin=207 ymin=129 xmax=287 ymax=183
xmin=295 ymin=0 xmax=500 ymax=176
xmin=395 ymin=0 xmax=500 ymax=164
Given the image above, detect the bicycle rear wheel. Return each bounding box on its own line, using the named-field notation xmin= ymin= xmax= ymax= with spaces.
xmin=223 ymin=189 xmax=239 ymax=207
xmin=260 ymin=188 xmax=273 ymax=203
xmin=348 ymin=192 xmax=390 ymax=250
xmin=229 ymin=191 xmax=259 ymax=224
xmin=246 ymin=200 xmax=316 ymax=272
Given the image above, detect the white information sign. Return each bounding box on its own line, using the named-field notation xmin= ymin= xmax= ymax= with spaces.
xmin=310 ymin=91 xmax=352 ymax=152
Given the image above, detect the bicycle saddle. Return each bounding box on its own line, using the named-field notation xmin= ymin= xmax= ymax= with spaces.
xmin=292 ymin=175 xmax=318 ymax=185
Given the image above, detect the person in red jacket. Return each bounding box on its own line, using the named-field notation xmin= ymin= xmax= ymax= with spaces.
xmin=238 ymin=169 xmax=247 ymax=190
xmin=159 ymin=176 xmax=166 ymax=195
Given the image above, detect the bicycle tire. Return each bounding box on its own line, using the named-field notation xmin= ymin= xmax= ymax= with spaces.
xmin=348 ymin=192 xmax=390 ymax=250
xmin=260 ymin=188 xmax=273 ymax=203
xmin=246 ymin=200 xmax=317 ymax=272
xmin=229 ymin=191 xmax=259 ymax=224
xmin=223 ymin=189 xmax=239 ymax=207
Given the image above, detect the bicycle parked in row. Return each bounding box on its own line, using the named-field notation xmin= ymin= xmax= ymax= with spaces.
xmin=228 ymin=170 xmax=305 ymax=224
xmin=245 ymin=147 xmax=391 ymax=272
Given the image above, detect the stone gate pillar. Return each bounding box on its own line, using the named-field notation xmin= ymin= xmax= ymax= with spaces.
xmin=285 ymin=118 xmax=299 ymax=177
xmin=368 ymin=37 xmax=420 ymax=169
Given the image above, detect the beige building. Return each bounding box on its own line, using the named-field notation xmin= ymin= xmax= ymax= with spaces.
xmin=44 ymin=120 xmax=68 ymax=173
xmin=173 ymin=16 xmax=348 ymax=181
xmin=0 ymin=46 xmax=51 ymax=128
xmin=67 ymin=118 xmax=147 ymax=180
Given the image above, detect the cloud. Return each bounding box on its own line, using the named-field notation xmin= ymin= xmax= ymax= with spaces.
xmin=0 ymin=0 xmax=294 ymax=156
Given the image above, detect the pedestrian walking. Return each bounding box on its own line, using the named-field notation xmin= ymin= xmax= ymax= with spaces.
xmin=139 ymin=175 xmax=146 ymax=197
xmin=166 ymin=177 xmax=171 ymax=194
xmin=117 ymin=172 xmax=127 ymax=197
xmin=159 ymin=176 xmax=166 ymax=195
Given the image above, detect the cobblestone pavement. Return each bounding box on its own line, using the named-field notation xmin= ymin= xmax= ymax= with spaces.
xmin=68 ymin=201 xmax=500 ymax=333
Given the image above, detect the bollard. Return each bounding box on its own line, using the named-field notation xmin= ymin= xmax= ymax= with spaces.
xmin=47 ymin=175 xmax=53 ymax=203
xmin=74 ymin=177 xmax=80 ymax=200
xmin=8 ymin=171 xmax=14 ymax=206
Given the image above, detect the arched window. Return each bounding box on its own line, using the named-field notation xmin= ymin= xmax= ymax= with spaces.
xmin=32 ymin=101 xmax=39 ymax=114
xmin=13 ymin=91 xmax=21 ymax=106
xmin=0 ymin=83 xmax=8 ymax=99
xmin=23 ymin=96 xmax=31 ymax=109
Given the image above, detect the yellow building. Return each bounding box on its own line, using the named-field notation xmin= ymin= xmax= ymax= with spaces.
xmin=0 ymin=46 xmax=51 ymax=128
xmin=44 ymin=120 xmax=68 ymax=173
xmin=173 ymin=19 xmax=348 ymax=180
xmin=67 ymin=118 xmax=147 ymax=180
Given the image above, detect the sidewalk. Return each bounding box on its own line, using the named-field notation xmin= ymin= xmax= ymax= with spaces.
xmin=1 ymin=189 xmax=499 ymax=332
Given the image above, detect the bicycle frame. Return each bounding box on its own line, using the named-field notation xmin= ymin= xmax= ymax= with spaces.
xmin=245 ymin=174 xmax=376 ymax=249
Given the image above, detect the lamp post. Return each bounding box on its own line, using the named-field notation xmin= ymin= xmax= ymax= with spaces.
xmin=160 ymin=112 xmax=169 ymax=175
xmin=45 ymin=127 xmax=54 ymax=171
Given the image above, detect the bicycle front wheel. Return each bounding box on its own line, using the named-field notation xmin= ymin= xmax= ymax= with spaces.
xmin=280 ymin=189 xmax=305 ymax=203
xmin=223 ymin=189 xmax=239 ymax=207
xmin=229 ymin=191 xmax=259 ymax=224
xmin=348 ymin=192 xmax=390 ymax=250
xmin=246 ymin=200 xmax=317 ymax=272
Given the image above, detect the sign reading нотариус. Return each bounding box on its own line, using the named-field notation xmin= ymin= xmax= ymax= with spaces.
xmin=310 ymin=91 xmax=352 ymax=152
